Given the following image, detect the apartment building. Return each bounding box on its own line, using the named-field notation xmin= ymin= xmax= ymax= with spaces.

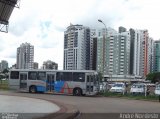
xmin=16 ymin=42 xmax=34 ymax=69
xmin=43 ymin=60 xmax=58 ymax=70
xmin=153 ymin=40 xmax=160 ymax=72
xmin=63 ymin=24 xmax=92 ymax=70
xmin=0 ymin=60 xmax=8 ymax=71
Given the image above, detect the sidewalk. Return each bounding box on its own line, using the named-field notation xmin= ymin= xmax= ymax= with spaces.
xmin=0 ymin=91 xmax=80 ymax=119
xmin=0 ymin=95 xmax=60 ymax=119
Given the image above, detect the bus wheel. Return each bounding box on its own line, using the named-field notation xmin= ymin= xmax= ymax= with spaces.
xmin=29 ymin=86 xmax=37 ymax=93
xmin=73 ymin=88 xmax=82 ymax=96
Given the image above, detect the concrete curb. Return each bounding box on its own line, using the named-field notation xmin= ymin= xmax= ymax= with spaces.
xmin=36 ymin=100 xmax=80 ymax=119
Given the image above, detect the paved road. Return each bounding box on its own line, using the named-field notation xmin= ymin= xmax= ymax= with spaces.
xmin=0 ymin=91 xmax=160 ymax=113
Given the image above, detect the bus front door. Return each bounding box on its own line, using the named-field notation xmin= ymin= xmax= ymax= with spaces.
xmin=86 ymin=75 xmax=93 ymax=95
xmin=19 ymin=73 xmax=27 ymax=89
xmin=46 ymin=74 xmax=55 ymax=92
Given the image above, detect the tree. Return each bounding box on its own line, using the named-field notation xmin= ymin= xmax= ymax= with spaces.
xmin=0 ymin=74 xmax=5 ymax=80
xmin=98 ymin=72 xmax=103 ymax=82
xmin=146 ymin=72 xmax=160 ymax=83
xmin=2 ymin=69 xmax=9 ymax=74
xmin=146 ymin=72 xmax=155 ymax=81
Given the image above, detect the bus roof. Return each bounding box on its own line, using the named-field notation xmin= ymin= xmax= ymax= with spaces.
xmin=9 ymin=69 xmax=97 ymax=73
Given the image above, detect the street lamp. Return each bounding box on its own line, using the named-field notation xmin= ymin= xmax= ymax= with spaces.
xmin=98 ymin=19 xmax=107 ymax=31
xmin=98 ymin=19 xmax=107 ymax=81
xmin=98 ymin=19 xmax=107 ymax=37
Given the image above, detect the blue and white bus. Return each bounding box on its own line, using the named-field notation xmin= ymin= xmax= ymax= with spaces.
xmin=9 ymin=69 xmax=99 ymax=96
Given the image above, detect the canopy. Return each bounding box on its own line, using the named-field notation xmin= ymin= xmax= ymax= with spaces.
xmin=0 ymin=0 xmax=19 ymax=32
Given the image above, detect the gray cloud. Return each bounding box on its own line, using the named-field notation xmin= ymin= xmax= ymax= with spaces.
xmin=5 ymin=54 xmax=16 ymax=59
xmin=39 ymin=41 xmax=59 ymax=49
xmin=54 ymin=25 xmax=65 ymax=32
xmin=74 ymin=0 xmax=141 ymax=30
xmin=0 ymin=46 xmax=4 ymax=52
xmin=74 ymin=11 xmax=123 ymax=29
xmin=1 ymin=0 xmax=159 ymax=68
xmin=9 ymin=12 xmax=39 ymax=36
xmin=9 ymin=21 xmax=32 ymax=36
xmin=0 ymin=38 xmax=5 ymax=52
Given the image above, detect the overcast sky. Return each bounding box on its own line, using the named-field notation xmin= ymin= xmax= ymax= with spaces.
xmin=0 ymin=0 xmax=160 ymax=69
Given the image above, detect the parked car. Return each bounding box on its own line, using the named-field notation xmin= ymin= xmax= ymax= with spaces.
xmin=109 ymin=83 xmax=126 ymax=94
xmin=130 ymin=83 xmax=145 ymax=94
xmin=154 ymin=84 xmax=160 ymax=95
xmin=1 ymin=78 xmax=7 ymax=80
xmin=107 ymin=82 xmax=115 ymax=90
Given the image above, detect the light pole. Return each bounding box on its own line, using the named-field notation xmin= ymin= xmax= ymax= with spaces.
xmin=98 ymin=19 xmax=107 ymax=81
xmin=98 ymin=19 xmax=107 ymax=40
xmin=98 ymin=19 xmax=107 ymax=32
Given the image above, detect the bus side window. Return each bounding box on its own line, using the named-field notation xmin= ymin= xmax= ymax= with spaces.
xmin=73 ymin=72 xmax=85 ymax=82
xmin=91 ymin=76 xmax=93 ymax=82
xmin=87 ymin=75 xmax=93 ymax=82
xmin=63 ymin=72 xmax=72 ymax=81
xmin=87 ymin=76 xmax=90 ymax=82
xmin=56 ymin=72 xmax=72 ymax=81
xmin=10 ymin=71 xmax=19 ymax=79
xmin=28 ymin=72 xmax=37 ymax=80
xmin=37 ymin=72 xmax=46 ymax=80
xmin=56 ymin=72 xmax=61 ymax=81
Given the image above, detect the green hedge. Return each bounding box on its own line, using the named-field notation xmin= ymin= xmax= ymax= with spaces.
xmin=100 ymin=91 xmax=159 ymax=101
xmin=0 ymin=80 xmax=9 ymax=90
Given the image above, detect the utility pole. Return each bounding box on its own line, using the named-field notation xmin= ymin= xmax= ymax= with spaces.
xmin=98 ymin=19 xmax=107 ymax=80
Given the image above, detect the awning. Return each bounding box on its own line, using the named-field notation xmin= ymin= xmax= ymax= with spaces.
xmin=0 ymin=0 xmax=20 ymax=33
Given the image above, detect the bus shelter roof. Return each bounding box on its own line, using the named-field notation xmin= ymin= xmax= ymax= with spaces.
xmin=0 ymin=0 xmax=19 ymax=33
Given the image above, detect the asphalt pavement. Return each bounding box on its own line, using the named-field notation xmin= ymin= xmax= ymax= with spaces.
xmin=0 ymin=91 xmax=160 ymax=119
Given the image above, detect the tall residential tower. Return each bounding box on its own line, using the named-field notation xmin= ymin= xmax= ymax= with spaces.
xmin=153 ymin=40 xmax=160 ymax=72
xmin=0 ymin=60 xmax=8 ymax=71
xmin=63 ymin=24 xmax=94 ymax=70
xmin=16 ymin=43 xmax=34 ymax=69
